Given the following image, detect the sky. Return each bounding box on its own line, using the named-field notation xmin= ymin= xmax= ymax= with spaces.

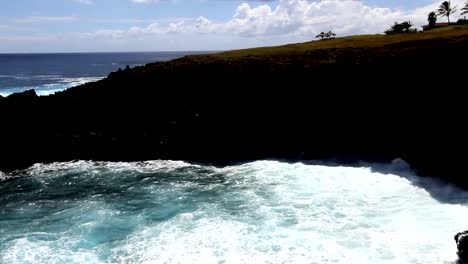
xmin=0 ymin=0 xmax=467 ymax=52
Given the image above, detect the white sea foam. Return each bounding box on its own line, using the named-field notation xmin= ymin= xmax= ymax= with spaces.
xmin=0 ymin=75 xmax=30 ymax=80
xmin=0 ymin=160 xmax=467 ymax=263
xmin=0 ymin=76 xmax=104 ymax=97
xmin=0 ymin=171 xmax=8 ymax=181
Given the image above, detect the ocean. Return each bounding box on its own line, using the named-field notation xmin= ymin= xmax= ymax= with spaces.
xmin=1 ymin=160 xmax=467 ymax=263
xmin=0 ymin=52 xmax=210 ymax=97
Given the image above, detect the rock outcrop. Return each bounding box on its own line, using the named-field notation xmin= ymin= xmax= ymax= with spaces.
xmin=456 ymin=231 xmax=468 ymax=263
xmin=3 ymin=89 xmax=38 ymax=102
xmin=0 ymin=30 xmax=468 ymax=189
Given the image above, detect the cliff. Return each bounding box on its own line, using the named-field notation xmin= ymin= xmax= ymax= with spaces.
xmin=1 ymin=26 xmax=467 ymax=187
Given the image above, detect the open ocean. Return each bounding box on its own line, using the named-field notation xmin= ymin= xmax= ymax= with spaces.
xmin=0 ymin=52 xmax=210 ymax=97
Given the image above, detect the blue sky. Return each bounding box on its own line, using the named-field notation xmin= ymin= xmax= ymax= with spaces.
xmin=0 ymin=0 xmax=466 ymax=52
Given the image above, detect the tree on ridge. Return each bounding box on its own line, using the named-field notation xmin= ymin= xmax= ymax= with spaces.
xmin=437 ymin=1 xmax=457 ymax=24
xmin=428 ymin=11 xmax=438 ymax=27
xmin=461 ymin=1 xmax=468 ymax=15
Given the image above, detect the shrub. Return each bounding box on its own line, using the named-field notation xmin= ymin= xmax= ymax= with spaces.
xmin=385 ymin=21 xmax=415 ymax=35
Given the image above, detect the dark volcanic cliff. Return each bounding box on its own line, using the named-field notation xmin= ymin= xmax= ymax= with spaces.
xmin=1 ymin=27 xmax=468 ymax=187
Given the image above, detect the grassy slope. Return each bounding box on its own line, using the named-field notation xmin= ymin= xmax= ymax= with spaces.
xmin=129 ymin=25 xmax=468 ymax=73
xmin=210 ymin=25 xmax=468 ymax=57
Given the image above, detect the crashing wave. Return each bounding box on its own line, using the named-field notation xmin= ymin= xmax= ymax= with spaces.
xmin=1 ymin=160 xmax=467 ymax=263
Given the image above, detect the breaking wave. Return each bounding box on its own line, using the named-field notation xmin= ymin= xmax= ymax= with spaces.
xmin=0 ymin=160 xmax=467 ymax=263
xmin=0 ymin=76 xmax=103 ymax=96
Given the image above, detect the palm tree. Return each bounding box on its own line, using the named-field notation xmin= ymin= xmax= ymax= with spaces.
xmin=401 ymin=21 xmax=414 ymax=32
xmin=428 ymin=11 xmax=438 ymax=26
xmin=437 ymin=1 xmax=457 ymax=24
xmin=462 ymin=1 xmax=468 ymax=15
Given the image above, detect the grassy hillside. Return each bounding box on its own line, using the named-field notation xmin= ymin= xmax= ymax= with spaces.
xmin=209 ymin=25 xmax=468 ymax=57
xmin=126 ymin=24 xmax=468 ymax=70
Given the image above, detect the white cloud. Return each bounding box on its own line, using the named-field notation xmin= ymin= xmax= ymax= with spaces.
xmin=95 ymin=19 xmax=149 ymax=23
xmin=15 ymin=16 xmax=78 ymax=23
xmin=79 ymin=0 xmax=468 ymax=51
xmin=88 ymin=0 xmax=401 ymax=40
xmin=72 ymin=0 xmax=93 ymax=4
xmin=130 ymin=0 xmax=159 ymax=3
xmin=3 ymin=0 xmax=468 ymax=52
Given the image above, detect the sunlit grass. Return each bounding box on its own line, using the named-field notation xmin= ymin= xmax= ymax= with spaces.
xmin=199 ymin=25 xmax=468 ymax=58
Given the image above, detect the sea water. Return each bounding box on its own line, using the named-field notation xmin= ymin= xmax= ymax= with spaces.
xmin=0 ymin=160 xmax=467 ymax=264
xmin=0 ymin=52 xmax=210 ymax=96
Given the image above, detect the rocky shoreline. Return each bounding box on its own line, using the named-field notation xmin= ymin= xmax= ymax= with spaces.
xmin=1 ymin=30 xmax=468 ymax=259
xmin=1 ymin=29 xmax=468 ymax=190
xmin=456 ymin=231 xmax=468 ymax=263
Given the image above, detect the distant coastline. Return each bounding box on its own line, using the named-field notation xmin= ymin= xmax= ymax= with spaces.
xmin=0 ymin=51 xmax=217 ymax=97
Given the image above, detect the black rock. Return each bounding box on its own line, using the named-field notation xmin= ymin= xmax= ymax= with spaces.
xmin=0 ymin=33 xmax=468 ymax=189
xmin=456 ymin=231 xmax=468 ymax=263
xmin=6 ymin=89 xmax=38 ymax=101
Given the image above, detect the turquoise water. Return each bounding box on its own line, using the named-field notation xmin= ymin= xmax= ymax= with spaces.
xmin=1 ymin=160 xmax=467 ymax=263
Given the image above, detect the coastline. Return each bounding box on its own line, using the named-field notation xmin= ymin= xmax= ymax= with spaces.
xmin=1 ymin=26 xmax=468 ymax=188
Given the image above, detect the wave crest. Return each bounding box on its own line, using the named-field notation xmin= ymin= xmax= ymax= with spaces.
xmin=1 ymin=160 xmax=468 ymax=263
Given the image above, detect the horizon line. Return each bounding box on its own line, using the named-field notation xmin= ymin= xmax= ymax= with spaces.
xmin=0 ymin=50 xmax=222 ymax=55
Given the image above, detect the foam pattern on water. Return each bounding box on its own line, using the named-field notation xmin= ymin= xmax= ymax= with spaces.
xmin=0 ymin=76 xmax=103 ymax=96
xmin=0 ymin=160 xmax=467 ymax=263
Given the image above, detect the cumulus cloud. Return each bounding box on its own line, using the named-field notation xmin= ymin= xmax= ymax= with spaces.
xmin=88 ymin=0 xmax=435 ymax=39
xmin=4 ymin=0 xmax=468 ymax=52
xmin=98 ymin=0 xmax=465 ymax=48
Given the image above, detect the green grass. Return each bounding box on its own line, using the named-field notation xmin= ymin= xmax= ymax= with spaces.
xmin=143 ymin=24 xmax=468 ymax=69
xmin=198 ymin=25 xmax=468 ymax=58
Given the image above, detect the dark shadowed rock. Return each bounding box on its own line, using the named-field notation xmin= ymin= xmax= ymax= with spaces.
xmin=0 ymin=30 xmax=468 ymax=190
xmin=456 ymin=231 xmax=468 ymax=263
xmin=6 ymin=89 xmax=38 ymax=101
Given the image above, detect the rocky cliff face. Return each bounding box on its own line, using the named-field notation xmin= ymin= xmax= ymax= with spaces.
xmin=456 ymin=231 xmax=468 ymax=263
xmin=0 ymin=33 xmax=467 ymax=188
